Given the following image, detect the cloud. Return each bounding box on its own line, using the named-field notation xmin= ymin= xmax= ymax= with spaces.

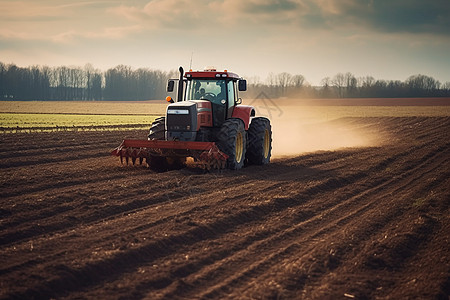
xmin=50 ymin=25 xmax=142 ymax=43
xmin=239 ymin=0 xmax=299 ymax=14
xmin=0 ymin=0 xmax=142 ymax=45
xmin=0 ymin=1 xmax=114 ymax=21
xmin=305 ymin=0 xmax=450 ymax=35
xmin=2 ymin=0 xmax=449 ymax=42
xmin=107 ymin=0 xmax=450 ymax=37
xmin=365 ymin=0 xmax=450 ymax=35
xmin=110 ymin=0 xmax=308 ymax=31
xmin=109 ymin=0 xmax=218 ymax=30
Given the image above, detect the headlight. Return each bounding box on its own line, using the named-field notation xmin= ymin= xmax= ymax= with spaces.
xmin=167 ymin=109 xmax=189 ymax=115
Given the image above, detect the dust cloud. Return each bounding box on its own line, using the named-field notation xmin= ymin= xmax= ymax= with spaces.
xmin=248 ymin=101 xmax=380 ymax=158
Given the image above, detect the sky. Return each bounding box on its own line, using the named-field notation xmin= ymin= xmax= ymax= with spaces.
xmin=1 ymin=0 xmax=449 ymax=85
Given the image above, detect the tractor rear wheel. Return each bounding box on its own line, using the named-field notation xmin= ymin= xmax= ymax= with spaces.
xmin=148 ymin=117 xmax=165 ymax=140
xmin=217 ymin=118 xmax=247 ymax=170
xmin=246 ymin=117 xmax=272 ymax=165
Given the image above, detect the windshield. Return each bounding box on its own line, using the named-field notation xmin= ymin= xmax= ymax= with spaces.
xmin=185 ymin=79 xmax=226 ymax=104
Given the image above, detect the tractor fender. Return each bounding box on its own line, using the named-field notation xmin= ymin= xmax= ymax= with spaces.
xmin=231 ymin=105 xmax=255 ymax=130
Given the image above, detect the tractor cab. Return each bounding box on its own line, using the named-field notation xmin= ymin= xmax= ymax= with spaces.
xmin=167 ymin=68 xmax=247 ymax=127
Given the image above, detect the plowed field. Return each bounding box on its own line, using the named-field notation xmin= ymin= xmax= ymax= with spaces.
xmin=1 ymin=117 xmax=449 ymax=299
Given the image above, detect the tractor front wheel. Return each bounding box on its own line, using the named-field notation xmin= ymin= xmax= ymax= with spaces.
xmin=147 ymin=117 xmax=184 ymax=171
xmin=148 ymin=117 xmax=165 ymax=140
xmin=217 ymin=118 xmax=247 ymax=170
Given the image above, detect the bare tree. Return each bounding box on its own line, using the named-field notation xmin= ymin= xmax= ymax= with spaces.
xmin=331 ymin=73 xmax=345 ymax=98
xmin=290 ymin=74 xmax=305 ymax=88
xmin=277 ymin=72 xmax=292 ymax=96
xmin=406 ymin=74 xmax=441 ymax=96
xmin=345 ymin=72 xmax=357 ymax=97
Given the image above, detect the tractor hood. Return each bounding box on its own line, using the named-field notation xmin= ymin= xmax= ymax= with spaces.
xmin=166 ymin=100 xmax=211 ymax=113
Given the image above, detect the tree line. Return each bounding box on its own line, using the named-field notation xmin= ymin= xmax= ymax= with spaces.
xmin=1 ymin=62 xmax=449 ymax=101
xmin=0 ymin=62 xmax=176 ymax=101
xmin=246 ymin=72 xmax=450 ymax=99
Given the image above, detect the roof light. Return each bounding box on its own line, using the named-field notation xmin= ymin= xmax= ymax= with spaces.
xmin=221 ymin=74 xmax=227 ymax=77
xmin=215 ymin=74 xmax=221 ymax=78
xmin=186 ymin=74 xmax=192 ymax=78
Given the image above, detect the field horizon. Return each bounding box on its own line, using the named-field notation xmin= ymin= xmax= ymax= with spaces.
xmin=1 ymin=99 xmax=450 ymax=133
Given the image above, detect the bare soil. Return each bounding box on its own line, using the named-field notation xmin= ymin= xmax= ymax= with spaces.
xmin=0 ymin=117 xmax=449 ymax=299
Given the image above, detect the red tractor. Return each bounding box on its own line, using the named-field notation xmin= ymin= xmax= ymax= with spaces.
xmin=112 ymin=67 xmax=272 ymax=170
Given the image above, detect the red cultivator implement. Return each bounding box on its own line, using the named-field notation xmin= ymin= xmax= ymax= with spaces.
xmin=111 ymin=139 xmax=229 ymax=170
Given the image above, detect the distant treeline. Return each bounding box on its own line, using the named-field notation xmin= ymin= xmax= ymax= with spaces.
xmin=246 ymin=72 xmax=450 ymax=99
xmin=0 ymin=62 xmax=176 ymax=101
xmin=1 ymin=62 xmax=449 ymax=100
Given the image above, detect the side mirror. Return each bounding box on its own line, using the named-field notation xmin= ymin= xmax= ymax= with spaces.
xmin=167 ymin=80 xmax=175 ymax=92
xmin=238 ymin=79 xmax=247 ymax=91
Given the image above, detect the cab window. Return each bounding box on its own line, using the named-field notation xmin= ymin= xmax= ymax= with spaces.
xmin=227 ymin=80 xmax=236 ymax=117
xmin=227 ymin=80 xmax=236 ymax=104
xmin=186 ymin=79 xmax=226 ymax=103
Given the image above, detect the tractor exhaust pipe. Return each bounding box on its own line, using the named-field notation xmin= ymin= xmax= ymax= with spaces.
xmin=177 ymin=66 xmax=184 ymax=102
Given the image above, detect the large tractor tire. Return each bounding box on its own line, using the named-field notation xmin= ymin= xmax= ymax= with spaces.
xmin=217 ymin=118 xmax=247 ymax=170
xmin=146 ymin=117 xmax=185 ymax=171
xmin=148 ymin=117 xmax=165 ymax=140
xmin=246 ymin=117 xmax=272 ymax=165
